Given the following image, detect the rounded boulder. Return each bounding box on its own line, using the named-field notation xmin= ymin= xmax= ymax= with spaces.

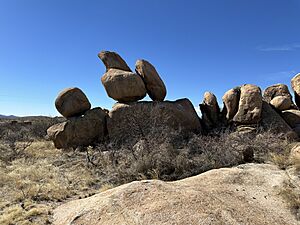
xmin=135 ymin=59 xmax=167 ymax=101
xmin=55 ymin=87 xmax=91 ymax=118
xmin=101 ymin=69 xmax=147 ymax=103
xmin=270 ymin=96 xmax=292 ymax=111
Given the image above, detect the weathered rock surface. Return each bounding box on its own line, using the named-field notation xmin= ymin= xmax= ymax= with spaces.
xmin=260 ymin=101 xmax=294 ymax=134
xmin=199 ymin=92 xmax=220 ymax=129
xmin=233 ymin=84 xmax=262 ymax=124
xmin=222 ymin=87 xmax=240 ymax=122
xmin=101 ymin=69 xmax=147 ymax=102
xmin=135 ymin=59 xmax=167 ymax=101
xmin=53 ymin=163 xmax=299 ymax=225
xmin=47 ymin=108 xmax=107 ymax=149
xmin=55 ymin=87 xmax=91 ymax=118
xmin=282 ymin=109 xmax=300 ymax=128
xmin=107 ymin=98 xmax=202 ymax=142
xmin=270 ymin=96 xmax=292 ymax=111
xmin=291 ymin=73 xmax=300 ymax=108
xmin=98 ymin=51 xmax=131 ymax=72
xmin=263 ymin=83 xmax=292 ymax=103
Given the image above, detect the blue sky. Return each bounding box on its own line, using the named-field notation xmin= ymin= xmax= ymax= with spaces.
xmin=0 ymin=0 xmax=300 ymax=116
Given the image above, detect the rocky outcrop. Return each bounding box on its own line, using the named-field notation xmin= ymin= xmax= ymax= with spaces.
xmin=107 ymin=98 xmax=202 ymax=143
xmin=98 ymin=51 xmax=131 ymax=72
xmin=53 ymin=163 xmax=299 ymax=225
xmin=233 ymin=84 xmax=262 ymax=125
xmin=55 ymin=87 xmax=91 ymax=118
xmin=135 ymin=59 xmax=167 ymax=101
xmin=199 ymin=92 xmax=220 ymax=129
xmin=263 ymin=84 xmax=292 ymax=102
xmin=222 ymin=87 xmax=240 ymax=122
xmin=47 ymin=108 xmax=107 ymax=149
xmin=291 ymin=73 xmax=300 ymax=108
xmin=101 ymin=69 xmax=147 ymax=102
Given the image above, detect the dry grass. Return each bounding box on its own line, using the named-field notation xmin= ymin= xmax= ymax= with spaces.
xmin=0 ymin=141 xmax=106 ymax=225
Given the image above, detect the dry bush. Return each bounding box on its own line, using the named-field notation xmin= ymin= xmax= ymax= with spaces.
xmin=88 ymin=128 xmax=292 ymax=185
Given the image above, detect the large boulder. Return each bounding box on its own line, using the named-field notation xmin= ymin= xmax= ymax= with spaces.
xmin=101 ymin=69 xmax=147 ymax=102
xmin=199 ymin=92 xmax=220 ymax=129
xmin=107 ymin=98 xmax=202 ymax=143
xmin=53 ymin=164 xmax=299 ymax=225
xmin=47 ymin=108 xmax=107 ymax=149
xmin=270 ymin=96 xmax=292 ymax=111
xmin=135 ymin=59 xmax=167 ymax=101
xmin=55 ymin=87 xmax=91 ymax=118
xmin=282 ymin=109 xmax=300 ymax=128
xmin=291 ymin=73 xmax=300 ymax=108
xmin=98 ymin=51 xmax=131 ymax=72
xmin=260 ymin=101 xmax=293 ymax=134
xmin=263 ymin=84 xmax=292 ymax=103
xmin=233 ymin=84 xmax=262 ymax=125
xmin=222 ymin=87 xmax=240 ymax=122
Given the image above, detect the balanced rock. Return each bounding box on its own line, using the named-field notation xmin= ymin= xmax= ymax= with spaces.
xmin=101 ymin=69 xmax=147 ymax=102
xmin=291 ymin=73 xmax=300 ymax=108
xmin=135 ymin=59 xmax=167 ymax=101
xmin=55 ymin=87 xmax=91 ymax=118
xmin=107 ymin=98 xmax=202 ymax=143
xmin=222 ymin=87 xmax=240 ymax=122
xmin=47 ymin=108 xmax=107 ymax=149
xmin=263 ymin=84 xmax=292 ymax=103
xmin=270 ymin=96 xmax=292 ymax=111
xmin=281 ymin=109 xmax=300 ymax=128
xmin=199 ymin=92 xmax=220 ymax=129
xmin=98 ymin=51 xmax=131 ymax=72
xmin=233 ymin=84 xmax=262 ymax=125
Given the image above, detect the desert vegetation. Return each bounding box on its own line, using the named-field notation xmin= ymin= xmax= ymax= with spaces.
xmin=0 ymin=117 xmax=299 ymax=224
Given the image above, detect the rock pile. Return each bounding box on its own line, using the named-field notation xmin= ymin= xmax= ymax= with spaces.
xmin=47 ymin=51 xmax=201 ymax=148
xmin=48 ymin=87 xmax=107 ymax=149
xmin=47 ymin=50 xmax=300 ymax=148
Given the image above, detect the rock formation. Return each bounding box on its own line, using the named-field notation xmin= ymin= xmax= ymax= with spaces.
xmin=263 ymin=83 xmax=292 ymax=102
xmin=53 ymin=163 xmax=299 ymax=225
xmin=55 ymin=87 xmax=91 ymax=118
xmin=199 ymin=92 xmax=220 ymax=129
xmin=47 ymin=50 xmax=300 ymax=149
xmin=135 ymin=59 xmax=167 ymax=101
xmin=222 ymin=87 xmax=240 ymax=122
xmin=233 ymin=84 xmax=262 ymax=125
xmin=47 ymin=108 xmax=107 ymax=149
xmin=107 ymin=98 xmax=202 ymax=143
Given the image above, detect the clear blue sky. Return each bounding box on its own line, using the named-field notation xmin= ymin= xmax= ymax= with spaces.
xmin=0 ymin=0 xmax=300 ymax=116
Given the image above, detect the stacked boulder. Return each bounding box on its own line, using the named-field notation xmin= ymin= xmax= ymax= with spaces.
xmin=200 ymin=83 xmax=297 ymax=135
xmin=263 ymin=84 xmax=294 ymax=111
xmin=47 ymin=51 xmax=202 ymax=148
xmin=47 ymin=50 xmax=300 ymax=149
xmin=47 ymin=88 xmax=107 ymax=149
xmin=98 ymin=51 xmax=201 ymax=142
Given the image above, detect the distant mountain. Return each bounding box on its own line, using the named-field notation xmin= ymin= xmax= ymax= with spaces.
xmin=0 ymin=114 xmax=18 ymax=119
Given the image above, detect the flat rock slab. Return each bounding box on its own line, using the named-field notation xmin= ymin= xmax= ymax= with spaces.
xmin=53 ymin=164 xmax=299 ymax=225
